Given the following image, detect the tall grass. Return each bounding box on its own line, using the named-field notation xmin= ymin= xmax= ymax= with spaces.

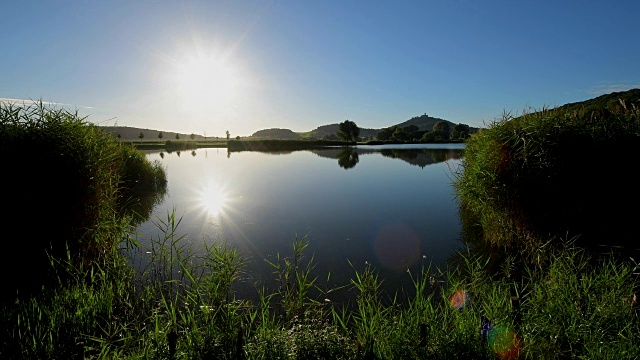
xmin=0 ymin=100 xmax=166 ymax=297
xmin=454 ymin=100 xmax=640 ymax=250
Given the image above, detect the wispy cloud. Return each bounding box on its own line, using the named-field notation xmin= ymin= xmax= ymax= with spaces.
xmin=585 ymin=83 xmax=640 ymax=95
xmin=0 ymin=97 xmax=94 ymax=109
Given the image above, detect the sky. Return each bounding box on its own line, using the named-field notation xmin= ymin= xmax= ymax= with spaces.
xmin=1 ymin=0 xmax=638 ymax=136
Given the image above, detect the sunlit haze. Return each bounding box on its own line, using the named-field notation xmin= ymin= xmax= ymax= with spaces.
xmin=2 ymin=1 xmax=638 ymax=136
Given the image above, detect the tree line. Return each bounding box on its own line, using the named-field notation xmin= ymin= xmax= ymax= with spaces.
xmin=333 ymin=119 xmax=471 ymax=142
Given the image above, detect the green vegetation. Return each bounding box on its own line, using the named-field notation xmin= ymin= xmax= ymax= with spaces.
xmin=453 ymin=90 xmax=640 ymax=249
xmin=127 ymin=139 xmax=228 ymax=151
xmin=376 ymin=121 xmax=469 ymax=143
xmin=0 ymin=101 xmax=166 ymax=297
xmin=337 ymin=120 xmax=360 ymax=142
xmin=2 ymin=91 xmax=639 ymax=358
xmin=227 ymin=138 xmax=355 ymax=152
xmin=251 ymin=114 xmax=479 ymax=141
xmin=251 ymin=128 xmax=303 ymax=140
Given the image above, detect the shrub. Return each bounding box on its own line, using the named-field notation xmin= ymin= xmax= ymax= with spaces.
xmin=454 ymin=95 xmax=640 ymax=249
xmin=0 ymin=101 xmax=166 ymax=297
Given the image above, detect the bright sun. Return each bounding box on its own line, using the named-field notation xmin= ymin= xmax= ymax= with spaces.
xmin=172 ymin=52 xmax=242 ymax=113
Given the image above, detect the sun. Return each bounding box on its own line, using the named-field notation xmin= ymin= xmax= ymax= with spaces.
xmin=172 ymin=52 xmax=242 ymax=113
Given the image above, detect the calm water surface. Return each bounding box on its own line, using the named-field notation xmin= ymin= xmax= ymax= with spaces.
xmin=134 ymin=144 xmax=466 ymax=300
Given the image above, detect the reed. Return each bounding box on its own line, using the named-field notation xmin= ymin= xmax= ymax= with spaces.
xmin=454 ymin=99 xmax=640 ymax=251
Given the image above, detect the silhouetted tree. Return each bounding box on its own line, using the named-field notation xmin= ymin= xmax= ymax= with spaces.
xmin=432 ymin=121 xmax=451 ymax=140
xmin=376 ymin=126 xmax=396 ymax=141
xmin=190 ymin=133 xmax=195 ymax=140
xmin=175 ymin=133 xmax=180 ymax=140
xmin=404 ymin=125 xmax=420 ymax=140
xmin=392 ymin=127 xmax=408 ymax=141
xmin=451 ymin=123 xmax=470 ymax=140
xmin=337 ymin=120 xmax=360 ymax=142
xmin=236 ymin=136 xmax=240 ymax=140
xmin=226 ymin=130 xmax=230 ymax=140
xmin=158 ymin=132 xmax=163 ymax=139
xmin=138 ymin=131 xmax=144 ymax=141
xmin=421 ymin=131 xmax=436 ymax=142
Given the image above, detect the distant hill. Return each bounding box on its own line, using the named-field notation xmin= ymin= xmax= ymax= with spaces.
xmin=250 ymin=128 xmax=302 ymax=139
xmin=282 ymin=114 xmax=478 ymax=139
xmin=394 ymin=113 xmax=452 ymax=131
xmin=291 ymin=114 xmax=473 ymax=140
xmin=303 ymin=124 xmax=379 ymax=139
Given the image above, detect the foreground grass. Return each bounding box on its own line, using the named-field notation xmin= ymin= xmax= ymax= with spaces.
xmin=1 ymin=218 xmax=638 ymax=359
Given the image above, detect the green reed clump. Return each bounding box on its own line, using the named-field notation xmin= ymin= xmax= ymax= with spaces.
xmin=1 ymin=101 xmax=122 ymax=296
xmin=264 ymin=235 xmax=324 ymax=322
xmin=0 ymin=100 xmax=166 ymax=298
xmin=520 ymin=247 xmax=640 ymax=358
xmin=0 ymin=245 xmax=145 ymax=359
xmin=454 ymin=93 xmax=640 ymax=249
xmin=116 ymin=144 xmax=167 ymax=225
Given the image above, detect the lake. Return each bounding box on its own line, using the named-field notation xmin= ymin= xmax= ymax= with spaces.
xmin=132 ymin=143 xmax=466 ymax=303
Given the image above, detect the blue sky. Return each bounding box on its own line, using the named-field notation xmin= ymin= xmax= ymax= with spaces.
xmin=1 ymin=0 xmax=638 ymax=136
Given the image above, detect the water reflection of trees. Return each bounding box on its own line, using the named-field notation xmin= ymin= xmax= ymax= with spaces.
xmin=379 ymin=148 xmax=462 ymax=168
xmin=337 ymin=148 xmax=359 ymax=169
xmin=120 ymin=186 xmax=168 ymax=226
xmin=310 ymin=147 xmax=464 ymax=170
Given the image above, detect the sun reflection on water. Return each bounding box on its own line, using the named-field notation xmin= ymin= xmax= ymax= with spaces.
xmin=198 ymin=180 xmax=228 ymax=216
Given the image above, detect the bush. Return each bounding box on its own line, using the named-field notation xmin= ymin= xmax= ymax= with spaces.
xmin=454 ymin=97 xmax=640 ymax=249
xmin=0 ymin=101 xmax=166 ymax=297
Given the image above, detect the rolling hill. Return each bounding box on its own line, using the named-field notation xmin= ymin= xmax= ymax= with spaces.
xmin=252 ymin=113 xmax=475 ymax=140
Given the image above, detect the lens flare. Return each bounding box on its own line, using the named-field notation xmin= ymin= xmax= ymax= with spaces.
xmin=482 ymin=322 xmax=523 ymax=360
xmin=449 ymin=289 xmax=469 ymax=310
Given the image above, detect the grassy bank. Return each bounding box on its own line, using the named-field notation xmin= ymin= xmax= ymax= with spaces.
xmin=0 ymin=101 xmax=166 ymax=298
xmin=453 ymin=93 xmax=640 ymax=251
xmin=121 ymin=139 xmax=228 ymax=151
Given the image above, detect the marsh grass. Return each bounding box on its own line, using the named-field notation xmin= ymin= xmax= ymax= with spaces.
xmin=0 ymin=101 xmax=167 ymax=297
xmin=454 ymin=100 xmax=640 ymax=250
xmin=1 ymin=209 xmax=638 ymax=359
